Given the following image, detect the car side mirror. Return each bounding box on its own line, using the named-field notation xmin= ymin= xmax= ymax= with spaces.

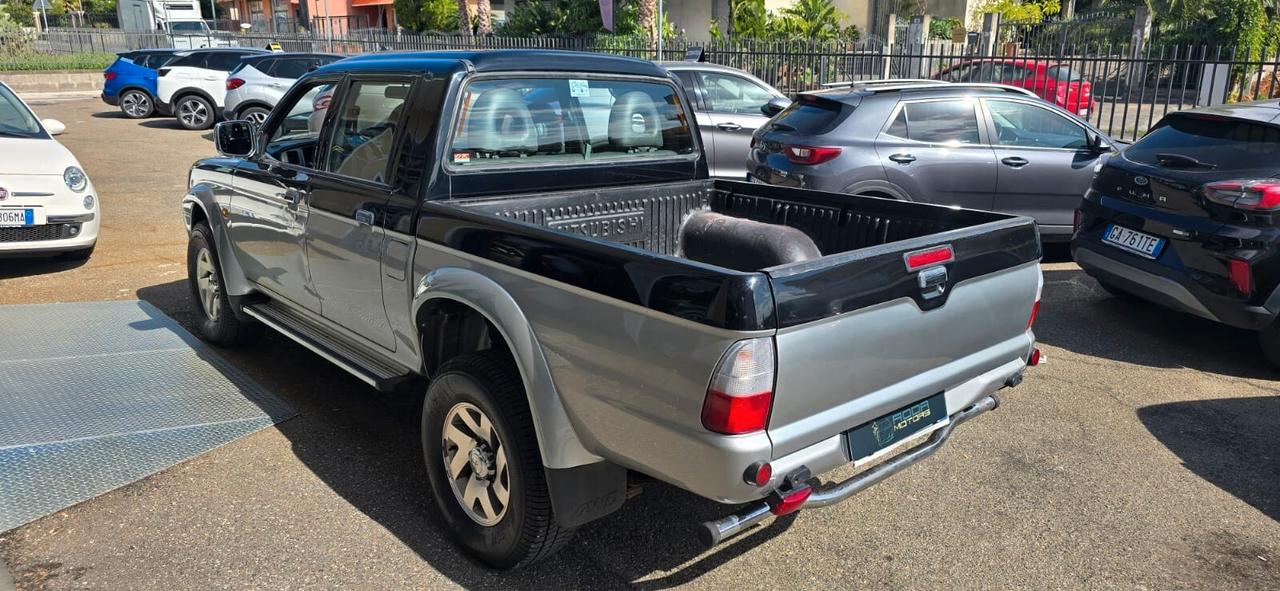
xmin=1088 ymin=132 xmax=1112 ymax=153
xmin=215 ymin=120 xmax=256 ymax=157
xmin=42 ymin=119 xmax=66 ymax=135
xmin=761 ymin=97 xmax=791 ymax=117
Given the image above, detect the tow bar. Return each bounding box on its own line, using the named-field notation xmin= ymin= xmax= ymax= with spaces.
xmin=699 ymin=394 xmax=1001 ymax=546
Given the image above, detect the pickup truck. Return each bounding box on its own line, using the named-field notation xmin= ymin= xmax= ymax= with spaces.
xmin=183 ymin=50 xmax=1043 ymax=569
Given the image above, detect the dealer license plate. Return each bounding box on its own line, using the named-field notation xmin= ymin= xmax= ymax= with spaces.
xmin=846 ymin=392 xmax=948 ymax=462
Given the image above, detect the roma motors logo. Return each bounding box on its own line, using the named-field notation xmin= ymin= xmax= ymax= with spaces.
xmin=0 ymin=186 xmax=8 ymax=201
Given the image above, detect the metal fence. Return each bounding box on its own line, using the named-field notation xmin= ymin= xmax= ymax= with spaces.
xmin=13 ymin=28 xmax=1280 ymax=141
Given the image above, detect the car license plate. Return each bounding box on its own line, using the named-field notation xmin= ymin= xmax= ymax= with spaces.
xmin=1103 ymin=224 xmax=1164 ymax=259
xmin=846 ymin=392 xmax=948 ymax=462
xmin=0 ymin=209 xmax=35 ymax=227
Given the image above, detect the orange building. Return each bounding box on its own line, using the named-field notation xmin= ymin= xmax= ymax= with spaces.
xmin=217 ymin=0 xmax=395 ymax=34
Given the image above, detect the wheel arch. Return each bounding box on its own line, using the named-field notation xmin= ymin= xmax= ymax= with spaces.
xmin=172 ymin=87 xmax=218 ymax=110
xmin=230 ymin=100 xmax=272 ymax=120
xmin=842 ymin=179 xmax=913 ymax=201
xmin=181 ymin=188 xmax=252 ymax=297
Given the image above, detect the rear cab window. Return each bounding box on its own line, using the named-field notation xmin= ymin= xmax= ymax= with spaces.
xmin=448 ymin=76 xmax=696 ymax=169
xmin=1125 ymin=114 xmax=1280 ymax=170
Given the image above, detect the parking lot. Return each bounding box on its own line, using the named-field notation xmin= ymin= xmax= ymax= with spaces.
xmin=0 ymin=97 xmax=1276 ymax=590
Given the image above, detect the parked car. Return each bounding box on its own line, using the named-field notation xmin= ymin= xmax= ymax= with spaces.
xmin=662 ymin=61 xmax=790 ymax=178
xmin=156 ymin=48 xmax=268 ymax=130
xmin=0 ymin=82 xmax=99 ymax=260
xmin=224 ymin=52 xmax=341 ymax=126
xmin=187 ymin=50 xmax=1042 ymax=568
xmin=748 ymin=81 xmax=1118 ymax=242
xmin=933 ymin=59 xmax=1095 ymax=117
xmin=163 ymin=19 xmax=236 ymax=49
xmin=101 ymin=48 xmax=178 ymax=119
xmin=1072 ymin=100 xmax=1280 ymax=365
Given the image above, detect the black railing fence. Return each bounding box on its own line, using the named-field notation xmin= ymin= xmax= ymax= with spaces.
xmin=14 ymin=28 xmax=1280 ymax=141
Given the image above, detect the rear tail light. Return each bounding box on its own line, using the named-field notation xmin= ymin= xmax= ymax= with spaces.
xmin=104 ymin=71 xmax=117 ymax=81
xmin=702 ymin=338 xmax=775 ymax=435
xmin=1228 ymin=258 xmax=1252 ymax=297
xmin=226 ymin=77 xmax=245 ymax=90
xmin=1027 ymin=300 xmax=1041 ymax=330
xmin=783 ymin=145 xmax=841 ymax=165
xmin=1203 ymin=180 xmax=1280 ymax=210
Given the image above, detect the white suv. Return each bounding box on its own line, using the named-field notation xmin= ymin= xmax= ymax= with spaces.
xmin=224 ymin=52 xmax=340 ymax=127
xmin=156 ymin=48 xmax=267 ymax=130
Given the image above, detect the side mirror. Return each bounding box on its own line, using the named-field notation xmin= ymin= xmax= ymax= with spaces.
xmin=761 ymin=97 xmax=791 ymax=117
xmin=42 ymin=119 xmax=66 ymax=135
xmin=1088 ymin=132 xmax=1112 ymax=153
xmin=215 ymin=120 xmax=256 ymax=157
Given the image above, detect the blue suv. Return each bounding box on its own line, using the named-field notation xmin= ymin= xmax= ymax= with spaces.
xmin=101 ymin=49 xmax=177 ymax=119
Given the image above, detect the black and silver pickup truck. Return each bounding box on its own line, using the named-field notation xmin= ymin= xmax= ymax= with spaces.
xmin=183 ymin=50 xmax=1043 ymax=569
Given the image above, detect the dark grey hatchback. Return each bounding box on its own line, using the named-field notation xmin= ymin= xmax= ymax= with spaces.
xmin=748 ymin=81 xmax=1117 ymax=242
xmin=1072 ymin=100 xmax=1280 ymax=365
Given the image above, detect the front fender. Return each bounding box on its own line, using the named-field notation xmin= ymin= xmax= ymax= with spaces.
xmin=412 ymin=267 xmax=601 ymax=470
xmin=182 ymin=183 xmax=252 ymax=297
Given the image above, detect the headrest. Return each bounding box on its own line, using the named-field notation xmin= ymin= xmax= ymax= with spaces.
xmin=608 ymin=91 xmax=663 ymax=149
xmin=465 ymin=88 xmax=537 ymax=154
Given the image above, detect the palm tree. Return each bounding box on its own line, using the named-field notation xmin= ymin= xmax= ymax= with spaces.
xmin=456 ymin=0 xmax=472 ymax=35
xmin=637 ymin=0 xmax=656 ymax=41
xmin=474 ymin=0 xmax=491 ymax=35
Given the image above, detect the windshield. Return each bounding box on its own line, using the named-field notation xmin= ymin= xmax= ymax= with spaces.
xmin=0 ymin=84 xmax=43 ymax=137
xmin=168 ymin=21 xmax=207 ymax=33
xmin=1125 ymin=114 xmax=1280 ymax=170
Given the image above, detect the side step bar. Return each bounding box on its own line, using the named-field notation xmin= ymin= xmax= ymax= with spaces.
xmin=242 ymin=302 xmax=412 ymax=392
xmin=700 ymin=394 xmax=1000 ymax=546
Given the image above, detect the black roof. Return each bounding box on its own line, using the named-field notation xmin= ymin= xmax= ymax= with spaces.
xmin=312 ymin=49 xmax=669 ymax=78
xmin=1174 ymin=99 xmax=1280 ymax=125
xmin=241 ymin=52 xmax=341 ymax=64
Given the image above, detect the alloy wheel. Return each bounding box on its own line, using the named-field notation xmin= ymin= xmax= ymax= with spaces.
xmin=179 ymin=99 xmax=209 ymax=128
xmin=122 ymin=92 xmax=151 ymax=118
xmin=244 ymin=109 xmax=269 ymax=128
xmin=194 ymin=247 xmax=220 ymax=322
xmin=441 ymin=402 xmax=510 ymax=526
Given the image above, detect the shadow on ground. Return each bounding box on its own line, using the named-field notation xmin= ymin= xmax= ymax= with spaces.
xmin=1138 ymin=396 xmax=1279 ymax=521
xmin=1036 ymin=266 xmax=1277 ymax=379
xmin=0 ymin=255 xmax=87 ymax=280
xmin=135 ymin=279 xmax=791 ymax=588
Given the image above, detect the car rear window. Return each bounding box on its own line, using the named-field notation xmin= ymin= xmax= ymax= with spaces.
xmin=1046 ymin=66 xmax=1082 ymax=81
xmin=1125 ymin=114 xmax=1280 ymax=170
xmin=771 ymin=95 xmax=848 ymax=135
xmin=449 ymin=77 xmax=696 ymax=169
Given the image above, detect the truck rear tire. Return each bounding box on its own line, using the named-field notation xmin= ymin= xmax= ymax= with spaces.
xmin=187 ymin=222 xmax=262 ymax=347
xmin=421 ymin=351 xmax=573 ymax=569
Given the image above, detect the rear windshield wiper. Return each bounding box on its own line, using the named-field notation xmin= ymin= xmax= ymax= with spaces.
xmin=1155 ymin=153 xmax=1217 ymax=169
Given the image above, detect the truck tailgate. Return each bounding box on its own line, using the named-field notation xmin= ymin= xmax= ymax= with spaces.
xmin=764 ymin=219 xmax=1041 ymax=458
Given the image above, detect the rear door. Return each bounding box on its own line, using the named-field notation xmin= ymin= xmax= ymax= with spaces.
xmin=875 ymin=98 xmax=998 ymax=210
xmin=693 ymin=69 xmax=779 ymax=179
xmin=983 ymin=98 xmax=1102 ymax=233
xmin=201 ymin=51 xmax=255 ymax=106
xmin=671 ymin=70 xmax=719 ymax=176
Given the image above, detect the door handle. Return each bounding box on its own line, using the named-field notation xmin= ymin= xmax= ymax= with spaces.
xmin=355 ymin=209 xmax=376 ymax=226
xmin=285 ymin=187 xmax=306 ymax=208
xmin=888 ymin=153 xmax=916 ymax=164
xmin=204 ymin=76 xmax=218 ymax=81
xmin=716 ymin=122 xmax=742 ymax=131
xmin=1001 ymin=156 xmax=1030 ymax=168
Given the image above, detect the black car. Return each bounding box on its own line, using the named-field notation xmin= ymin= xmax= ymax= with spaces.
xmin=1072 ymin=100 xmax=1280 ymax=364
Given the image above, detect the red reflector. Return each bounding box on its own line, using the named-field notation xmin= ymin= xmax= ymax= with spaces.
xmin=904 ymin=245 xmax=954 ymax=270
xmin=702 ymin=390 xmax=772 ymax=435
xmin=769 ymin=487 xmax=812 ymax=516
xmin=1228 ymin=259 xmax=1252 ymax=296
xmin=104 ymin=71 xmax=117 ymax=80
xmin=226 ymin=78 xmax=246 ymax=91
xmin=1028 ymin=348 xmax=1041 ymax=366
xmin=744 ymin=461 xmax=773 ymax=487
xmin=1027 ymin=300 xmax=1041 ymax=330
xmin=783 ymin=145 xmax=842 ymax=165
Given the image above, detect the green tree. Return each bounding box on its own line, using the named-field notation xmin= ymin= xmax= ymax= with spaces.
xmin=776 ymin=0 xmax=844 ymax=40
xmin=3 ymin=0 xmax=36 ymax=26
xmin=728 ymin=0 xmax=770 ymax=37
xmin=394 ymin=0 xmax=458 ymax=32
xmin=969 ymin=0 xmax=1061 ymax=26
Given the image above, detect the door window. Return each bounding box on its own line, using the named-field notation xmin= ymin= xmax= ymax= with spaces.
xmin=696 ymin=71 xmax=776 ymax=116
xmin=263 ymin=81 xmax=335 ymax=168
xmin=888 ymin=100 xmax=981 ymax=144
xmin=987 ymin=100 xmax=1089 ymax=149
xmin=324 ymin=80 xmax=412 ymax=184
xmin=166 ymin=52 xmax=206 ymax=68
xmin=672 ymin=70 xmax=701 ymax=107
xmin=270 ymin=58 xmax=313 ymax=80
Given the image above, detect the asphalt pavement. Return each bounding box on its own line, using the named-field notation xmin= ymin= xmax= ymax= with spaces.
xmin=0 ymin=98 xmax=1276 ymax=590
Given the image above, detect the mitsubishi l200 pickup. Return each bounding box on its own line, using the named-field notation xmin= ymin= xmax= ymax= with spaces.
xmin=183 ymin=50 xmax=1044 ymax=569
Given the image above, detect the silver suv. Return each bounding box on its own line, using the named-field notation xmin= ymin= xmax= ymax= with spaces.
xmin=224 ymin=52 xmax=340 ymax=126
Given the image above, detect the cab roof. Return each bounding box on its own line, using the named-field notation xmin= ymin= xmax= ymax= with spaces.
xmin=314 ymin=49 xmax=670 ymax=78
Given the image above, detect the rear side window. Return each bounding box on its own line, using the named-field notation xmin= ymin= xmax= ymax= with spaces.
xmin=887 ymin=100 xmax=981 ymax=144
xmin=118 ymin=51 xmax=140 ymax=62
xmin=1046 ymin=66 xmax=1082 ymax=81
xmin=449 ymin=77 xmax=696 ymax=169
xmin=142 ymin=52 xmax=175 ymax=69
xmin=771 ymin=95 xmax=847 ymax=135
xmin=167 ymin=53 xmax=205 ymax=68
xmin=205 ymin=52 xmax=249 ymax=72
xmin=271 ymin=58 xmax=312 ymax=80
xmin=1126 ymin=115 xmax=1280 ymax=170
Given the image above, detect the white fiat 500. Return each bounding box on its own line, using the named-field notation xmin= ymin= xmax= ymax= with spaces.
xmin=0 ymin=82 xmax=99 ymax=259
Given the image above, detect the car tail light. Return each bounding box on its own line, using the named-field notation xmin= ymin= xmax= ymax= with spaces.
xmin=1027 ymin=300 xmax=1041 ymax=330
xmin=1203 ymin=180 xmax=1280 ymax=210
xmin=104 ymin=71 xmax=117 ymax=81
xmin=768 ymin=486 xmax=812 ymax=516
xmin=904 ymin=245 xmax=954 ymax=271
xmin=702 ymin=338 xmax=775 ymax=435
xmin=226 ymin=77 xmax=245 ymax=90
xmin=783 ymin=145 xmax=841 ymax=165
xmin=1228 ymin=258 xmax=1252 ymax=297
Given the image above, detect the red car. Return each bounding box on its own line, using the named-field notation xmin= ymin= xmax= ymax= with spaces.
xmin=933 ymin=59 xmax=1095 ymax=117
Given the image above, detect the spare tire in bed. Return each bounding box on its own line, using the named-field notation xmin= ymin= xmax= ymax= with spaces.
xmin=679 ymin=211 xmax=822 ymax=271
